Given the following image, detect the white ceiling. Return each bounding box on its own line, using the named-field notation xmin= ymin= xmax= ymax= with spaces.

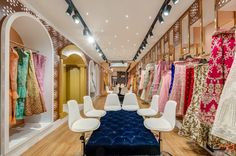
xmin=20 ymin=0 xmax=194 ymax=62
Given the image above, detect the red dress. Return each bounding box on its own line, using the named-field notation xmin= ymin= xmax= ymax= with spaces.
xmin=200 ymin=30 xmax=235 ymax=125
xmin=183 ymin=67 xmax=194 ymax=115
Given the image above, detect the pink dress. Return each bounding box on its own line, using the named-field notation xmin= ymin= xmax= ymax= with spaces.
xmin=158 ymin=71 xmax=171 ymax=112
xmin=169 ymin=64 xmax=186 ymax=116
xmin=33 ymin=53 xmax=46 ymax=93
xmin=138 ymin=70 xmax=145 ymax=90
xmin=152 ymin=61 xmax=167 ymax=95
xmin=200 ymin=30 xmax=235 ymax=148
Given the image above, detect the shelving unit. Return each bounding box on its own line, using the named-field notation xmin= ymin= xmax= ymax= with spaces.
xmin=0 ymin=12 xmax=54 ymax=155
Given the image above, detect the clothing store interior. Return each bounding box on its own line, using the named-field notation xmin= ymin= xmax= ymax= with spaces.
xmin=0 ymin=0 xmax=236 ymax=156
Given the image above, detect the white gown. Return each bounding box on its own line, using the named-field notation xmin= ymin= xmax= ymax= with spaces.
xmin=211 ymin=48 xmax=236 ymax=144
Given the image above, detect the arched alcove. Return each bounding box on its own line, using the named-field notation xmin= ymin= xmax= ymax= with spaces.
xmin=1 ymin=12 xmax=54 ymax=154
xmin=59 ymin=44 xmax=87 ymax=118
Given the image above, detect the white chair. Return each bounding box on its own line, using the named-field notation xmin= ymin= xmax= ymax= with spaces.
xmin=106 ymin=86 xmax=113 ymax=94
xmin=68 ymin=100 xmax=100 ymax=155
xmin=122 ymin=93 xmax=140 ymax=111
xmin=144 ymin=100 xmax=177 ymax=155
xmin=83 ymin=96 xmax=106 ymax=118
xmin=137 ymin=95 xmax=159 ymax=117
xmin=104 ymin=93 xmax=121 ymax=111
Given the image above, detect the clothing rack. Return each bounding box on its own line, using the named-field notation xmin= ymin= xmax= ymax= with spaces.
xmin=10 ymin=40 xmax=39 ymax=53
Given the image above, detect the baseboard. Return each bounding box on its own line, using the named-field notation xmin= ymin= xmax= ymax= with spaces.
xmin=5 ymin=117 xmax=68 ymax=156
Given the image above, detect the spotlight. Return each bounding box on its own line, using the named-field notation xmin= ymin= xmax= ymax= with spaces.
xmin=138 ymin=50 xmax=141 ymax=54
xmin=72 ymin=14 xmax=80 ymax=24
xmin=66 ymin=6 xmax=73 ymax=16
xmin=150 ymin=31 xmax=154 ymax=38
xmin=144 ymin=39 xmax=148 ymax=45
xmin=143 ymin=43 xmax=146 ymax=48
xmin=99 ymin=52 xmax=102 ymax=57
xmin=83 ymin=28 xmax=89 ymax=36
xmin=96 ymin=46 xmax=100 ymax=52
xmin=88 ymin=36 xmax=95 ymax=44
xmin=163 ymin=4 xmax=172 ymax=16
xmin=172 ymin=0 xmax=179 ymax=5
xmin=159 ymin=15 xmax=164 ymax=24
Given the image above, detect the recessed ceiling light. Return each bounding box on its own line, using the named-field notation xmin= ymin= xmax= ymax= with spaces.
xmin=114 ymin=35 xmax=117 ymax=38
xmin=126 ymin=26 xmax=129 ymax=29
xmin=105 ymin=19 xmax=109 ymax=23
xmin=149 ymin=16 xmax=152 ymax=19
xmin=86 ymin=12 xmax=89 ymax=15
xmin=101 ymin=29 xmax=104 ymax=32
xmin=136 ymin=32 xmax=139 ymax=35
xmin=125 ymin=14 xmax=129 ymax=18
xmin=127 ymin=40 xmax=130 ymax=42
xmin=87 ymin=36 xmax=95 ymax=44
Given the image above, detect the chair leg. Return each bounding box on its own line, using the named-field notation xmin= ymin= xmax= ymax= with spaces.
xmin=80 ymin=133 xmax=86 ymax=156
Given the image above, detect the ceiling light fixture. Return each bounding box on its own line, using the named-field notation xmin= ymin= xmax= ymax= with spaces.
xmin=133 ymin=0 xmax=175 ymax=61
xmin=150 ymin=31 xmax=154 ymax=38
xmin=163 ymin=4 xmax=172 ymax=16
xmin=65 ymin=0 xmax=107 ymax=61
xmin=88 ymin=36 xmax=95 ymax=44
xmin=125 ymin=14 xmax=129 ymax=18
xmin=66 ymin=6 xmax=73 ymax=16
xmin=126 ymin=26 xmax=129 ymax=29
xmin=159 ymin=15 xmax=164 ymax=24
xmin=83 ymin=28 xmax=89 ymax=36
xmin=72 ymin=13 xmax=80 ymax=24
xmin=172 ymin=0 xmax=179 ymax=5
xmin=96 ymin=46 xmax=100 ymax=52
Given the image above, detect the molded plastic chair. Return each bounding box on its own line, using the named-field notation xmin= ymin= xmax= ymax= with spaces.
xmin=106 ymin=86 xmax=113 ymax=94
xmin=144 ymin=100 xmax=177 ymax=155
xmin=68 ymin=100 xmax=100 ymax=155
xmin=83 ymin=96 xmax=106 ymax=118
xmin=137 ymin=95 xmax=159 ymax=117
xmin=104 ymin=93 xmax=121 ymax=111
xmin=122 ymin=93 xmax=140 ymax=111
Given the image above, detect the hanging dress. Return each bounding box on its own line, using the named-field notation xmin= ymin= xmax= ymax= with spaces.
xmin=146 ymin=65 xmax=155 ymax=102
xmin=152 ymin=61 xmax=166 ymax=95
xmin=25 ymin=51 xmax=46 ymax=116
xmin=168 ymin=63 xmax=175 ymax=95
xmin=141 ymin=64 xmax=151 ymax=101
xmin=158 ymin=71 xmax=171 ymax=112
xmin=178 ymin=64 xmax=208 ymax=147
xmin=169 ymin=64 xmax=186 ymax=116
xmin=33 ymin=53 xmax=46 ymax=93
xmin=183 ymin=66 xmax=195 ymax=115
xmin=15 ymin=47 xmax=29 ymax=120
xmin=200 ymin=30 xmax=235 ymax=148
xmin=150 ymin=64 xmax=158 ymax=95
xmin=211 ymin=40 xmax=236 ymax=144
xmin=9 ymin=48 xmax=19 ymax=125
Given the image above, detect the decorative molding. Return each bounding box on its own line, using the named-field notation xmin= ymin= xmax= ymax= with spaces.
xmin=216 ymin=0 xmax=231 ymax=9
xmin=189 ymin=0 xmax=200 ymax=25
